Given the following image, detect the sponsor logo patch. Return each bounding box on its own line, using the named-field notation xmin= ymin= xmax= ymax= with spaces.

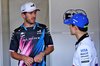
xmin=81 ymin=49 xmax=88 ymax=52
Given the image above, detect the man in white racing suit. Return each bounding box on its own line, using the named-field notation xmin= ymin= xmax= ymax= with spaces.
xmin=64 ymin=13 xmax=98 ymax=66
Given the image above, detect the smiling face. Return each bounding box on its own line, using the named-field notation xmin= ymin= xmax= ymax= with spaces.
xmin=22 ymin=10 xmax=37 ymax=25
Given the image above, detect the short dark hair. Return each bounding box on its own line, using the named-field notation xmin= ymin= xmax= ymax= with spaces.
xmin=72 ymin=24 xmax=88 ymax=32
xmin=22 ymin=12 xmax=27 ymax=14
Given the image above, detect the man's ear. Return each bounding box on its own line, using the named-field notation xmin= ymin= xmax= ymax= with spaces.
xmin=21 ymin=13 xmax=25 ymax=18
xmin=75 ymin=26 xmax=79 ymax=31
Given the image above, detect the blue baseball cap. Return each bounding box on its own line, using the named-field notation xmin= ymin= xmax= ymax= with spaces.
xmin=64 ymin=13 xmax=89 ymax=28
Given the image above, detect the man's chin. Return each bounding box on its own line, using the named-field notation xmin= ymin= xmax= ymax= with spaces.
xmin=29 ymin=22 xmax=35 ymax=24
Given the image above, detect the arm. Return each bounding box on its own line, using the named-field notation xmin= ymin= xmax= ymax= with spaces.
xmin=34 ymin=46 xmax=54 ymax=63
xmin=11 ymin=52 xmax=34 ymax=66
xmin=43 ymin=46 xmax=54 ymax=55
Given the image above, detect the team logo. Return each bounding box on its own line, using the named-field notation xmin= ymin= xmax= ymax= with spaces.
xmin=63 ymin=9 xmax=87 ymax=20
xmin=31 ymin=4 xmax=35 ymax=7
xmin=81 ymin=49 xmax=88 ymax=52
xmin=37 ymin=30 xmax=41 ymax=33
xmin=75 ymin=9 xmax=87 ymax=16
xmin=37 ymin=30 xmax=42 ymax=34
xmin=63 ymin=9 xmax=77 ymax=20
xmin=20 ymin=32 xmax=25 ymax=37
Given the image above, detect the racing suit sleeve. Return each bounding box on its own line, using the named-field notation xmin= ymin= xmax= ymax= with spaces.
xmin=9 ymin=31 xmax=19 ymax=52
xmin=44 ymin=26 xmax=53 ymax=47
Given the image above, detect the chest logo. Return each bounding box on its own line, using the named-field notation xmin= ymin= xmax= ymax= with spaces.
xmin=37 ymin=30 xmax=42 ymax=34
xmin=20 ymin=32 xmax=25 ymax=37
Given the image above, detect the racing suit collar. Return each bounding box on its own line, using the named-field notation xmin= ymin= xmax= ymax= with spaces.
xmin=21 ymin=22 xmax=39 ymax=30
xmin=75 ymin=33 xmax=89 ymax=45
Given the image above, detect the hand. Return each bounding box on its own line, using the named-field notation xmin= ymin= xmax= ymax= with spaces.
xmin=22 ymin=55 xmax=34 ymax=66
xmin=34 ymin=52 xmax=44 ymax=63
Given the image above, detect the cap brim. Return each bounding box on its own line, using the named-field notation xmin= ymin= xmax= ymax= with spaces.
xmin=63 ymin=19 xmax=71 ymax=24
xmin=36 ymin=9 xmax=40 ymax=11
xmin=31 ymin=9 xmax=40 ymax=12
xmin=21 ymin=9 xmax=40 ymax=13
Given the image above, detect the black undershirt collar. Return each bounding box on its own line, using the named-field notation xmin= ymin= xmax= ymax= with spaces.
xmin=75 ymin=33 xmax=89 ymax=45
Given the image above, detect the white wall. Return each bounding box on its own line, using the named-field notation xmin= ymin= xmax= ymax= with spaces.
xmin=2 ymin=0 xmax=10 ymax=65
xmin=0 ymin=0 xmax=3 ymax=66
xmin=49 ymin=0 xmax=100 ymax=66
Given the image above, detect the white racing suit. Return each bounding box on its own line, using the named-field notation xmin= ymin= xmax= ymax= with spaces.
xmin=73 ymin=33 xmax=98 ymax=66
